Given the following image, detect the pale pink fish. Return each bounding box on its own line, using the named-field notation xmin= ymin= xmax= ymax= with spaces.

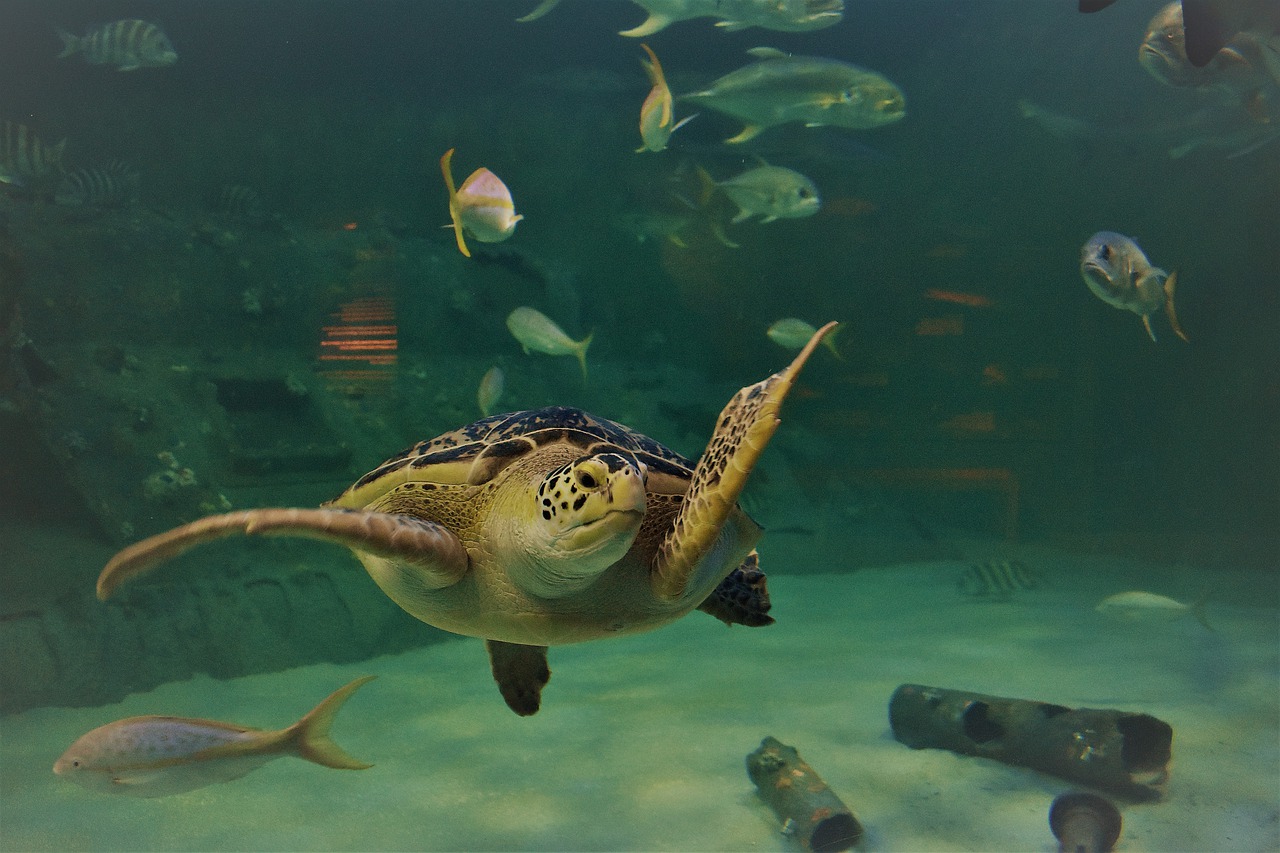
xmin=636 ymin=43 xmax=695 ymax=152
xmin=53 ymin=676 xmax=375 ymax=797
xmin=440 ymin=147 xmax=523 ymax=258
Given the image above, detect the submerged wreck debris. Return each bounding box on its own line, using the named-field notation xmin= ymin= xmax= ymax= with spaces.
xmin=746 ymin=736 xmax=864 ymax=852
xmin=888 ymin=684 xmax=1173 ymax=800
xmin=1049 ymin=791 xmax=1123 ymax=853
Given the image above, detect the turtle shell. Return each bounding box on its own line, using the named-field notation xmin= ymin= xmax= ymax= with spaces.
xmin=336 ymin=406 xmax=696 ymax=506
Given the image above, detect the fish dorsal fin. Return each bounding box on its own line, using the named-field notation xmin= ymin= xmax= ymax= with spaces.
xmin=746 ymin=47 xmax=789 ymax=60
xmin=439 ymin=148 xmax=471 ymax=257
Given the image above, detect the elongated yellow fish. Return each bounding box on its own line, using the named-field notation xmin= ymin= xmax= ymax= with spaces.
xmin=637 ymin=43 xmax=695 ymax=152
xmin=506 ymin=306 xmax=592 ymax=382
xmin=53 ymin=676 xmax=375 ymax=797
xmin=440 ymin=148 xmax=523 ymax=258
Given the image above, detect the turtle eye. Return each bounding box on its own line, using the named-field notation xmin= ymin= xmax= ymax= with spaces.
xmin=577 ymin=470 xmax=598 ymax=490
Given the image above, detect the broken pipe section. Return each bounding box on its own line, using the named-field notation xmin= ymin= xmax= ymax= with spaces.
xmin=746 ymin=736 xmax=864 ymax=852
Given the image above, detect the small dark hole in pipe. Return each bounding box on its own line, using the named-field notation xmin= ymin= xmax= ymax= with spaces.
xmin=962 ymin=701 xmax=1005 ymax=743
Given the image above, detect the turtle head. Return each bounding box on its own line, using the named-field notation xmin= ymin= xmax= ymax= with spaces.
xmin=511 ymin=451 xmax=647 ymax=598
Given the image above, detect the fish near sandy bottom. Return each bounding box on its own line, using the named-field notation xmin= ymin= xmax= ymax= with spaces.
xmin=54 ymin=676 xmax=375 ymax=797
xmin=94 ymin=325 xmax=837 ymax=716
xmin=956 ymin=559 xmax=1043 ymax=600
xmin=682 ymin=48 xmax=905 ymax=144
xmin=440 ymin=148 xmax=522 ymax=258
xmin=712 ymin=163 xmax=821 ymax=223
xmin=56 ymin=20 xmax=177 ymax=70
xmin=1079 ymin=231 xmax=1189 ymax=342
xmin=1095 ymin=590 xmax=1215 ymax=631
xmin=506 ymin=306 xmax=592 ymax=382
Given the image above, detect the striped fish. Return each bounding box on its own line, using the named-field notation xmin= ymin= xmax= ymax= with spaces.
xmin=956 ymin=559 xmax=1042 ymax=600
xmin=55 ymin=162 xmax=140 ymax=207
xmin=56 ymin=20 xmax=177 ymax=71
xmin=0 ymin=121 xmax=66 ymax=186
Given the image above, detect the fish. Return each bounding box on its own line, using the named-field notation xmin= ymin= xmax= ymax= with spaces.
xmin=440 ymin=148 xmax=523 ymax=258
xmin=637 ymin=44 xmax=696 ymax=153
xmin=956 ymin=559 xmax=1043 ymax=600
xmin=55 ymin=161 xmax=140 ymax=208
xmin=1016 ymin=99 xmax=1098 ymax=142
xmin=506 ymin=307 xmax=592 ymax=382
xmin=767 ymin=318 xmax=843 ymax=358
xmin=1080 ymin=0 xmax=1280 ymax=69
xmin=616 ymin=0 xmax=843 ymax=38
xmin=1138 ymin=0 xmax=1275 ymax=101
xmin=1079 ymin=231 xmax=1189 ymax=342
xmin=0 ymin=121 xmax=67 ymax=186
xmin=1095 ymin=590 xmax=1214 ymax=631
xmin=924 ymin=288 xmax=994 ymax=308
xmin=709 ymin=163 xmax=821 ymax=223
xmin=682 ymin=48 xmax=905 ymax=144
xmin=516 ymin=0 xmax=561 ymax=22
xmin=56 ymin=20 xmax=177 ymax=71
xmin=53 ymin=676 xmax=375 ymax=797
xmin=477 ymin=366 xmax=505 ymax=417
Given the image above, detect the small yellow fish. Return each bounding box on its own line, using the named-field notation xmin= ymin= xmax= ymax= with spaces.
xmin=637 ymin=43 xmax=695 ymax=153
xmin=440 ymin=148 xmax=523 ymax=258
xmin=477 ymin=365 xmax=505 ymax=417
xmin=767 ymin=318 xmax=842 ymax=358
xmin=506 ymin=306 xmax=592 ymax=382
xmin=53 ymin=676 xmax=375 ymax=797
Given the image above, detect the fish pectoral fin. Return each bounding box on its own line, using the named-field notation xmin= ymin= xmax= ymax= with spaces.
xmin=1142 ymin=314 xmax=1158 ymax=342
xmin=1163 ymin=270 xmax=1190 ymax=342
xmin=731 ymin=209 xmax=752 ymax=224
xmin=759 ymin=215 xmax=778 ymax=224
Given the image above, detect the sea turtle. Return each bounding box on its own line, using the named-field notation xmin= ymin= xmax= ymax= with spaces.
xmin=97 ymin=323 xmax=836 ymax=715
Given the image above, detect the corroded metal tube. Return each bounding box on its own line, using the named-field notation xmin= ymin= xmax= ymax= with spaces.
xmin=889 ymin=684 xmax=1173 ymax=801
xmin=746 ymin=736 xmax=864 ymax=852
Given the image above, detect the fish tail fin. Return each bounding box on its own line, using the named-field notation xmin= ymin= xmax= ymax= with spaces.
xmin=289 ymin=676 xmax=377 ymax=770
xmin=1163 ymin=270 xmax=1189 ymax=342
xmin=576 ymin=331 xmax=593 ymax=384
xmin=1190 ymin=589 xmax=1216 ymax=633
xmin=439 ymin=148 xmax=471 ymax=257
xmin=619 ymin=14 xmax=670 ymax=38
xmin=56 ymin=28 xmax=79 ymax=59
xmin=725 ymin=124 xmax=764 ymax=145
xmin=639 ymin=43 xmax=665 ymax=89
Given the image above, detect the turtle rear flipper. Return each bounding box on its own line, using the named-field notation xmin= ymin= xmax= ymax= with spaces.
xmin=486 ymin=640 xmax=550 ymax=716
xmin=653 ymin=322 xmax=836 ymax=601
xmin=96 ymin=509 xmax=469 ymax=600
xmin=697 ymin=550 xmax=774 ymax=627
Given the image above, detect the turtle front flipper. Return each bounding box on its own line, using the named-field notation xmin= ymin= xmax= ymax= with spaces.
xmin=653 ymin=322 xmax=837 ymax=601
xmin=97 ymin=509 xmax=469 ymax=600
xmin=485 ymin=640 xmax=551 ymax=716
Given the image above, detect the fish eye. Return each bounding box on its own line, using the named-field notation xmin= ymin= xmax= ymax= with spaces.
xmin=1100 ymin=244 xmax=1112 ymax=260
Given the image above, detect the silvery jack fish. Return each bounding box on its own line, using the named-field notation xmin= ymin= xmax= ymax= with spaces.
xmin=710 ymin=163 xmax=821 ymax=223
xmin=440 ymin=148 xmax=523 ymax=258
xmin=518 ymin=0 xmax=843 ymax=37
xmin=1095 ymin=590 xmax=1214 ymax=631
xmin=56 ymin=20 xmax=177 ymax=70
xmin=506 ymin=307 xmax=592 ymax=382
xmin=53 ymin=676 xmax=375 ymax=797
xmin=1079 ymin=231 xmax=1189 ymax=342
xmin=682 ymin=48 xmax=905 ymax=144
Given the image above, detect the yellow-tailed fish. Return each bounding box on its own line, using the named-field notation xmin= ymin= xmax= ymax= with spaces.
xmin=506 ymin=307 xmax=592 ymax=382
xmin=637 ymin=43 xmax=696 ymax=152
xmin=53 ymin=676 xmax=375 ymax=797
xmin=767 ymin=318 xmax=842 ymax=358
xmin=440 ymin=148 xmax=523 ymax=258
xmin=477 ymin=365 xmax=505 ymax=417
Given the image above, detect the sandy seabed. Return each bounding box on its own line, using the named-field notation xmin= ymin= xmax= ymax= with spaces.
xmin=2 ymin=550 xmax=1277 ymax=852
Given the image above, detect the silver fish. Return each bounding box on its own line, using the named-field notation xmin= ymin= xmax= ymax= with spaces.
xmin=682 ymin=48 xmax=905 ymax=144
xmin=53 ymin=676 xmax=375 ymax=797
xmin=1080 ymin=231 xmax=1189 ymax=342
xmin=1082 ymin=0 xmax=1280 ymax=68
xmin=714 ymin=163 xmax=820 ymax=223
xmin=956 ymin=559 xmax=1042 ymax=600
xmin=57 ymin=20 xmax=177 ymax=71
xmin=477 ymin=366 xmax=505 ymax=417
xmin=506 ymin=307 xmax=592 ymax=382
xmin=55 ymin=161 xmax=140 ymax=207
xmin=617 ymin=0 xmax=843 ymax=38
xmin=1095 ymin=590 xmax=1214 ymax=631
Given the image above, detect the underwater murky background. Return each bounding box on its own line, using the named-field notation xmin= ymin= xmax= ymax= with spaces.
xmin=1 ymin=1 xmax=1277 ymax=851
